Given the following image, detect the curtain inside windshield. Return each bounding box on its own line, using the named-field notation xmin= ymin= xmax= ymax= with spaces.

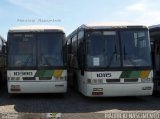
xmin=121 ymin=30 xmax=152 ymax=67
xmin=87 ymin=31 xmax=121 ymax=68
xmin=8 ymin=34 xmax=36 ymax=67
xmin=38 ymin=33 xmax=64 ymax=67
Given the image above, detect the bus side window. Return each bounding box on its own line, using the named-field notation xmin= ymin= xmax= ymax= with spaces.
xmin=2 ymin=42 xmax=6 ymax=54
xmin=72 ymin=35 xmax=77 ymax=55
xmin=71 ymin=35 xmax=79 ymax=68
xmin=150 ymin=40 xmax=154 ymax=69
xmin=78 ymin=31 xmax=85 ymax=74
xmin=67 ymin=39 xmax=72 ymax=66
xmin=67 ymin=39 xmax=72 ymax=54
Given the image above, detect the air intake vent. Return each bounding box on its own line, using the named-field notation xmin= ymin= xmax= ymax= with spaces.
xmin=23 ymin=77 xmax=35 ymax=80
xmin=124 ymin=79 xmax=138 ymax=82
xmin=106 ymin=79 xmax=120 ymax=83
xmin=39 ymin=77 xmax=52 ymax=80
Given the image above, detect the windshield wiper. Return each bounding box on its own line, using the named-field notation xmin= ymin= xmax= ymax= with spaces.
xmin=22 ymin=54 xmax=31 ymax=67
xmin=123 ymin=46 xmax=137 ymax=67
xmin=43 ymin=55 xmax=51 ymax=66
xmin=106 ymin=45 xmax=118 ymax=68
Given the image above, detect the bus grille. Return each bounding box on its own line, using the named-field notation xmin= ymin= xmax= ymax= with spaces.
xmin=23 ymin=77 xmax=35 ymax=80
xmin=39 ymin=77 xmax=52 ymax=80
xmin=106 ymin=79 xmax=120 ymax=83
xmin=124 ymin=78 xmax=138 ymax=82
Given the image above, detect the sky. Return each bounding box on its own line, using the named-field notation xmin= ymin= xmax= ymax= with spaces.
xmin=0 ymin=0 xmax=160 ymax=39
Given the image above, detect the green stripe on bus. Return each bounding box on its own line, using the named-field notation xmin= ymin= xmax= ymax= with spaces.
xmin=43 ymin=70 xmax=54 ymax=77
xmin=35 ymin=70 xmax=54 ymax=77
xmin=129 ymin=71 xmax=141 ymax=78
xmin=120 ymin=71 xmax=132 ymax=78
xmin=35 ymin=70 xmax=46 ymax=77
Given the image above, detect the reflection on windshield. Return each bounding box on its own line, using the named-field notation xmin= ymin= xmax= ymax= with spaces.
xmin=87 ymin=31 xmax=121 ymax=68
xmin=8 ymin=33 xmax=65 ymax=68
xmin=38 ymin=33 xmax=64 ymax=67
xmin=14 ymin=55 xmax=33 ymax=66
xmin=8 ymin=34 xmax=36 ymax=67
xmin=86 ymin=30 xmax=152 ymax=68
xmin=121 ymin=30 xmax=152 ymax=67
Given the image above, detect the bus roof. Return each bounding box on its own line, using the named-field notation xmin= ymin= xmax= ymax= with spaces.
xmin=67 ymin=23 xmax=147 ymax=38
xmin=82 ymin=23 xmax=147 ymax=29
xmin=149 ymin=24 xmax=160 ymax=30
xmin=9 ymin=25 xmax=64 ymax=33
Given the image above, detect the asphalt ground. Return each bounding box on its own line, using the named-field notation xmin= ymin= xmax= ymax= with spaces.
xmin=0 ymin=85 xmax=160 ymax=119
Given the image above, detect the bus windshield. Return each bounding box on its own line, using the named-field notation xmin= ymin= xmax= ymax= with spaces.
xmin=8 ymin=32 xmax=65 ymax=68
xmin=86 ymin=30 xmax=152 ymax=68
xmin=38 ymin=33 xmax=64 ymax=67
xmin=121 ymin=30 xmax=152 ymax=67
xmin=86 ymin=31 xmax=121 ymax=68
xmin=8 ymin=34 xmax=36 ymax=67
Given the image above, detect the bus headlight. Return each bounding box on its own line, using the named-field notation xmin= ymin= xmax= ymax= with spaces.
xmin=7 ymin=77 xmax=10 ymax=81
xmin=55 ymin=76 xmax=67 ymax=81
xmin=61 ymin=76 xmax=67 ymax=81
xmin=141 ymin=78 xmax=152 ymax=83
xmin=98 ymin=79 xmax=103 ymax=84
xmin=87 ymin=79 xmax=103 ymax=84
xmin=87 ymin=79 xmax=91 ymax=84
xmin=8 ymin=77 xmax=20 ymax=81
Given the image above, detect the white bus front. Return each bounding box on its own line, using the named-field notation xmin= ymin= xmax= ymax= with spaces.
xmin=78 ymin=29 xmax=153 ymax=97
xmin=7 ymin=29 xmax=67 ymax=93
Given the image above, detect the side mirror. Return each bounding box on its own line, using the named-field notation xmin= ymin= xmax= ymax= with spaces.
xmin=81 ymin=54 xmax=85 ymax=76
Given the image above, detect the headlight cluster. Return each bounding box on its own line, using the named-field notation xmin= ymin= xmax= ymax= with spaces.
xmin=8 ymin=77 xmax=20 ymax=81
xmin=55 ymin=76 xmax=67 ymax=81
xmin=87 ymin=79 xmax=103 ymax=84
xmin=141 ymin=78 xmax=152 ymax=83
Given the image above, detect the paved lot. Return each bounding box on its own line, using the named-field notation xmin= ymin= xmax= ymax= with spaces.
xmin=0 ymin=85 xmax=160 ymax=119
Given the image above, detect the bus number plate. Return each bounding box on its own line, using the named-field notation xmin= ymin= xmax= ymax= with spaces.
xmin=11 ymin=85 xmax=21 ymax=91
